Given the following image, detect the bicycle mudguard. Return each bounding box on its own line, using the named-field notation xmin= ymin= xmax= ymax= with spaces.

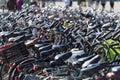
xmin=18 ymin=72 xmax=25 ymax=80
xmin=8 ymin=59 xmax=36 ymax=80
xmin=55 ymin=52 xmax=72 ymax=62
xmin=81 ymin=62 xmax=108 ymax=77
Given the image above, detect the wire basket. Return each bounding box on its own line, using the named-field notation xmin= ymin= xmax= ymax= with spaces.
xmin=0 ymin=41 xmax=29 ymax=63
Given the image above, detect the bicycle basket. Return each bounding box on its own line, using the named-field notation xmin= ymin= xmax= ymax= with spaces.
xmin=0 ymin=41 xmax=29 ymax=63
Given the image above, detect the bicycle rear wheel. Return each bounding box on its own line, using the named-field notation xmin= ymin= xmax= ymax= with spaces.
xmin=8 ymin=58 xmax=45 ymax=80
xmin=0 ymin=63 xmax=9 ymax=80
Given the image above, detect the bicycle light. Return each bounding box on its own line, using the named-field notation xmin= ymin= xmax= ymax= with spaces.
xmin=14 ymin=76 xmax=18 ymax=80
xmin=33 ymin=65 xmax=39 ymax=72
xmin=17 ymin=65 xmax=21 ymax=72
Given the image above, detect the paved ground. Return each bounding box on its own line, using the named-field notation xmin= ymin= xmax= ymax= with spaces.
xmin=55 ymin=1 xmax=120 ymax=12
xmin=0 ymin=1 xmax=120 ymax=13
xmin=47 ymin=1 xmax=120 ymax=12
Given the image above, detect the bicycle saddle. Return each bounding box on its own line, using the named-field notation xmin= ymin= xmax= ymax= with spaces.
xmin=3 ymin=30 xmax=15 ymax=38
xmin=82 ymin=55 xmax=101 ymax=68
xmin=39 ymin=44 xmax=52 ymax=52
xmin=34 ymin=43 xmax=49 ymax=48
xmin=71 ymin=50 xmax=88 ymax=59
xmin=21 ymin=34 xmax=33 ymax=42
xmin=81 ymin=62 xmax=108 ymax=77
xmin=52 ymin=44 xmax=69 ymax=51
xmin=50 ymin=61 xmax=66 ymax=67
xmin=14 ymin=34 xmax=32 ymax=42
xmin=14 ymin=35 xmax=25 ymax=42
xmin=43 ymin=68 xmax=55 ymax=73
xmin=40 ymin=48 xmax=56 ymax=57
xmin=66 ymin=50 xmax=88 ymax=65
xmin=102 ymin=22 xmax=111 ymax=28
xmin=111 ymin=66 xmax=120 ymax=74
xmin=55 ymin=52 xmax=72 ymax=62
xmin=0 ymin=31 xmax=9 ymax=37
xmin=71 ymin=50 xmax=85 ymax=54
xmin=72 ymin=54 xmax=96 ymax=68
xmin=24 ymin=34 xmax=33 ymax=39
xmin=13 ymin=32 xmax=26 ymax=36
